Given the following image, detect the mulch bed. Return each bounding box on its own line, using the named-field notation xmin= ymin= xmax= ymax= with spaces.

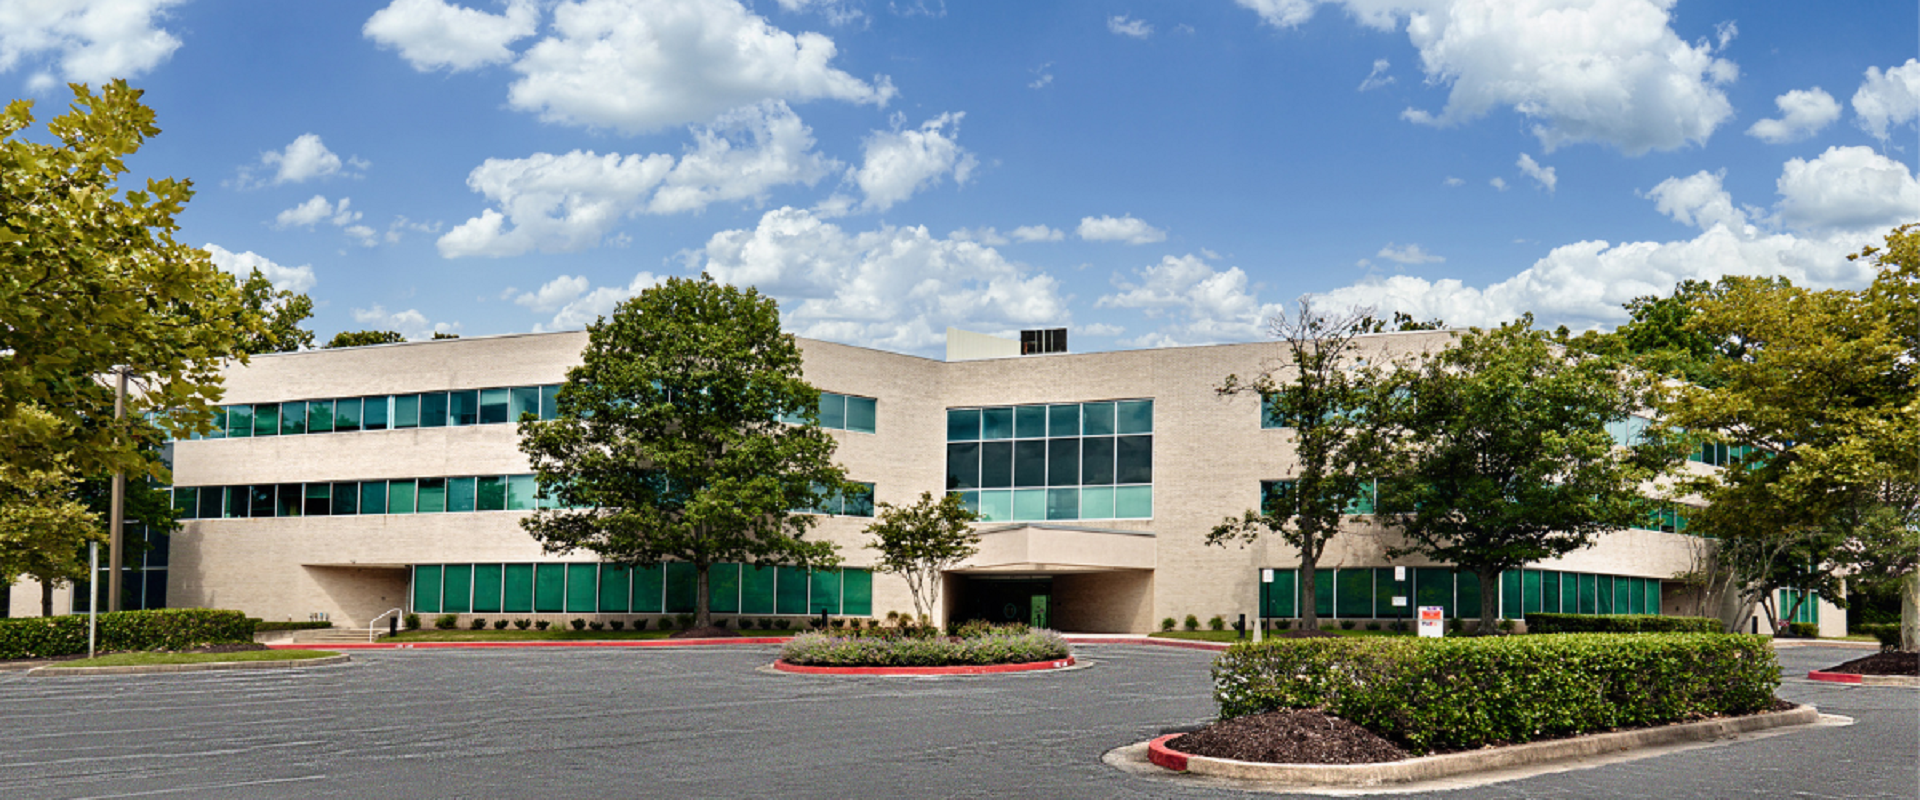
xmin=1170 ymin=709 xmax=1410 ymax=764
xmin=1823 ymin=651 xmax=1919 ymax=676
xmin=669 ymin=626 xmax=742 ymax=639
xmin=1168 ymin=698 xmax=1798 ymax=765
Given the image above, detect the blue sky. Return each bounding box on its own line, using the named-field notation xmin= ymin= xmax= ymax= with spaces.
xmin=6 ymin=1 xmax=1916 ymax=355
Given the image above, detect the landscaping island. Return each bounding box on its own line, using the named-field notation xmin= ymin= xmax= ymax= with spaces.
xmin=775 ymin=622 xmax=1072 ymax=675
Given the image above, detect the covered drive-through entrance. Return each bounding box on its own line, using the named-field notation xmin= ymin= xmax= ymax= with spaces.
xmin=942 ymin=523 xmax=1155 ymax=633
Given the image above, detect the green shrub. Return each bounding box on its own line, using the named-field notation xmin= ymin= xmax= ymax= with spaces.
xmin=609 ymin=620 xmax=625 ymax=631
xmin=633 ymin=618 xmax=650 ymax=630
xmin=469 ymin=618 xmax=488 ymax=631
xmin=1858 ymin=623 xmax=1903 ymax=651
xmin=775 ymin=619 xmax=790 ymax=630
xmin=1498 ymin=619 xmax=1516 ymax=633
xmin=1276 ymin=619 xmax=1292 ymax=631
xmin=1184 ymin=614 xmax=1200 ymax=631
xmin=1390 ymin=620 xmax=1409 ymax=633
xmin=569 ymin=618 xmax=586 ymax=631
xmin=404 ymin=613 xmax=420 ymax=630
xmin=534 ymin=620 xmax=551 ymax=630
xmin=434 ymin=614 xmax=458 ymax=630
xmin=492 ymin=619 xmax=508 ymax=630
xmin=759 ymin=618 xmax=773 ymax=630
xmin=1787 ymin=622 xmax=1818 ymax=638
xmin=1339 ymin=620 xmax=1356 ymax=630
xmin=1208 ymin=616 xmax=1226 ymax=631
xmin=250 ymin=620 xmax=335 ymax=632
xmin=1211 ymin=633 xmax=1778 ymax=755
xmin=1365 ymin=622 xmax=1381 ymax=631
xmin=675 ymin=613 xmax=695 ymax=629
xmin=781 ymin=628 xmax=1070 ymax=667
xmin=0 ymin=608 xmax=255 ymax=660
xmin=1525 ymin=613 xmax=1719 ymax=634
xmin=1161 ymin=617 xmax=1176 ymax=632
xmin=588 ymin=621 xmax=604 ymax=631
xmin=513 ymin=619 xmax=531 ymax=630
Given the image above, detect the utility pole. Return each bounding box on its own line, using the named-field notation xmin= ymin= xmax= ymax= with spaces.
xmin=107 ymin=366 xmax=127 ymax=613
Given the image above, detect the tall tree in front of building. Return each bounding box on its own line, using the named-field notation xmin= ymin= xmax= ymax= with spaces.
xmin=517 ymin=276 xmax=851 ymax=630
xmin=1662 ymin=228 xmax=1918 ymax=646
xmin=1209 ymin=302 xmax=1391 ymax=631
xmin=0 ymin=81 xmax=259 ymax=606
xmin=1372 ymin=318 xmax=1672 ymax=634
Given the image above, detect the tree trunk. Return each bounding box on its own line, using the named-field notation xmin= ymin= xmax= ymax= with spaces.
xmin=693 ymin=563 xmax=711 ymax=629
xmin=1901 ymin=569 xmax=1919 ymax=652
xmin=1478 ymin=569 xmax=1500 ymax=636
xmin=1299 ymin=551 xmax=1320 ymax=631
xmin=41 ymin=581 xmax=54 ymax=617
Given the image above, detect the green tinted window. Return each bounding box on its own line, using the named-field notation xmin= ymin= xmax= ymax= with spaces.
xmin=252 ymin=403 xmax=279 ymax=437
xmin=1263 ymin=569 xmax=1297 ymax=618
xmin=1116 ymin=436 xmax=1152 ymax=484
xmin=809 ymin=569 xmax=842 ymax=615
xmin=981 ymin=406 xmax=1013 ymax=440
xmin=1077 ymin=487 xmax=1111 ymax=520
xmin=1336 ymin=569 xmax=1374 ymax=618
xmin=819 ymin=393 xmax=846 ymax=429
xmin=1014 ymin=405 xmax=1046 ymax=438
xmin=597 ymin=564 xmax=631 ymax=613
xmin=197 ymin=486 xmax=224 ymax=519
xmin=708 ymin=563 xmax=741 ymax=614
xmin=275 ymin=484 xmax=301 ymax=517
xmin=566 ymin=563 xmax=598 ymax=613
xmin=1115 ymin=400 xmax=1153 ymax=434
xmin=977 ymin=489 xmax=1012 ymax=522
xmin=419 ymin=393 xmax=447 ymax=427
xmin=442 ymin=565 xmax=471 ymax=613
xmin=477 ymin=476 xmax=507 ymax=511
xmin=1046 ymin=487 xmax=1078 ymax=520
xmin=416 ymin=478 xmax=446 ymax=513
xmin=449 ymin=390 xmax=478 ymax=426
xmin=502 ymin=564 xmax=534 ymax=613
xmin=540 ymin=385 xmax=559 ymax=420
xmin=447 ymin=477 xmax=476 ymax=512
xmin=665 ymin=562 xmax=697 ymax=613
xmin=534 ymin=564 xmax=565 ymax=612
xmin=226 ymin=405 xmax=252 ymax=438
xmin=250 ymin=485 xmax=275 ymax=517
xmin=630 ymin=564 xmax=664 ymax=613
xmin=844 ymin=395 xmax=876 ymax=433
xmin=1315 ymin=569 xmax=1335 ymax=618
xmin=332 ymin=482 xmax=358 ymax=515
xmin=1013 ymin=488 xmax=1046 ymax=521
xmin=1048 ymin=404 xmax=1080 ymax=437
xmin=307 ymin=400 xmax=334 ymax=433
xmin=947 ymin=408 xmax=980 ymax=441
xmin=172 ymin=487 xmax=197 ymax=519
xmin=362 ymin=396 xmax=389 ymax=431
xmin=393 ymin=394 xmax=419 ymax=428
xmin=280 ymin=401 xmax=307 ymax=434
xmin=472 ymin=564 xmax=503 ymax=613
xmin=387 ymin=480 xmax=416 ymax=514
xmin=1081 ymin=402 xmax=1115 ymax=436
xmin=334 ymin=397 xmax=362 ymax=432
xmin=412 ymin=565 xmax=442 ymax=613
xmin=359 ymin=481 xmax=387 ymax=514
xmin=842 ymin=569 xmax=873 ymax=616
xmin=303 ymin=483 xmax=331 ymax=516
xmin=479 ymin=388 xmax=509 ymax=424
xmin=510 ymin=386 xmax=540 ymax=422
xmin=741 ymin=565 xmax=776 ymax=615
xmin=775 ymin=566 xmax=810 ymax=615
xmin=507 ymin=475 xmax=537 ymax=510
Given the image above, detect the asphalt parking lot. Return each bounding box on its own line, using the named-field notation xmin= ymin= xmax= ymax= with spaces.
xmin=0 ymin=643 xmax=1910 ymax=799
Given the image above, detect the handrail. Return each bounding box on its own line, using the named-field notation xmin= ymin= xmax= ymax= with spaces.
xmin=368 ymin=608 xmax=404 ymax=643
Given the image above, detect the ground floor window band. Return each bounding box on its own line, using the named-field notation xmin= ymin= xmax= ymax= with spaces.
xmin=409 ymin=562 xmax=873 ymax=617
xmin=1258 ymin=566 xmax=1664 ymax=620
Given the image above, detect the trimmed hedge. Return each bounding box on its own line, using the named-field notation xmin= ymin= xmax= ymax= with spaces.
xmin=1212 ymin=634 xmax=1778 ymax=754
xmin=0 ymin=609 xmax=256 ymax=660
xmin=1858 ymin=623 xmax=1906 ymax=651
xmin=1525 ymin=613 xmax=1720 ymax=634
xmin=780 ymin=628 xmax=1069 ymax=667
xmin=250 ymin=620 xmax=335 ymax=632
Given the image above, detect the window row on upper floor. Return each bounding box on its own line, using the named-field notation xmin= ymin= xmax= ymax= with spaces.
xmin=186 ymin=385 xmax=563 ymax=440
xmin=778 ymin=392 xmax=878 ymax=434
xmin=169 ymin=476 xmax=877 ymax=520
xmin=947 ymin=400 xmax=1152 ymax=442
xmin=1258 ymin=479 xmax=1700 ymax=535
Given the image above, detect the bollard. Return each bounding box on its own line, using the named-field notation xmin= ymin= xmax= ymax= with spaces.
xmin=1235 ymin=613 xmax=1246 ymax=640
xmin=1752 ymin=616 xmax=1759 ymax=635
xmin=819 ymin=609 xmax=829 ymax=630
xmin=389 ymin=615 xmax=398 ymax=638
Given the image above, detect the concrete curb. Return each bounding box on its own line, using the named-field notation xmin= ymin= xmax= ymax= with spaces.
xmin=28 ymin=653 xmax=351 ymax=676
xmin=1064 ymin=636 xmax=1230 ymax=652
xmin=270 ymin=636 xmax=788 ymax=650
xmin=771 ymin=656 xmax=1076 ymax=676
xmin=1807 ymin=670 xmax=1919 ymax=687
xmin=1144 ymin=704 xmax=1820 ymax=786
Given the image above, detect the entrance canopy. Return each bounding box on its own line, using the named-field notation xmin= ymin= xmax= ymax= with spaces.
xmin=949 ymin=523 xmax=1155 ymax=574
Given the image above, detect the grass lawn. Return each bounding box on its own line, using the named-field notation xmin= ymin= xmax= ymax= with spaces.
xmin=1150 ymin=627 xmax=1413 ymax=643
xmin=50 ymin=650 xmax=339 ymax=668
xmin=385 ymin=628 xmax=795 ymax=642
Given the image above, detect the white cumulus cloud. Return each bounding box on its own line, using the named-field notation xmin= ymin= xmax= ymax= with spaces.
xmin=438 ymin=101 xmax=837 ymax=257
xmin=0 ymin=0 xmax=185 ymax=90
xmin=1358 ymin=58 xmax=1393 ymax=91
xmin=203 ymin=244 xmax=317 ymax=294
xmin=363 ymin=0 xmax=538 ymax=72
xmin=1077 ymin=214 xmax=1166 ymax=245
xmin=1097 ymin=254 xmax=1284 ymax=348
xmin=535 ymin=272 xmax=667 ymax=331
xmin=505 ymin=0 xmax=895 ymax=133
xmin=848 ymin=111 xmax=976 ymax=212
xmin=1107 ymin=15 xmax=1152 ymax=38
xmin=1851 ymin=59 xmax=1920 ymax=143
xmin=1239 ymin=0 xmax=1739 ymax=156
xmin=1517 ymin=153 xmax=1556 ymax=193
xmin=1775 ymin=145 xmax=1920 ymax=233
xmin=1746 ymin=87 xmax=1840 ymax=144
xmin=1376 ymin=243 xmax=1444 ymax=265
xmin=698 ymin=206 xmax=1069 ymax=353
xmin=274 ymin=195 xmax=362 ymax=229
xmin=242 ymin=133 xmax=365 ymax=187
xmin=1011 ymin=225 xmax=1065 ymax=242
xmin=351 ymin=305 xmax=460 ymax=340
xmin=513 ymin=274 xmax=591 ymax=313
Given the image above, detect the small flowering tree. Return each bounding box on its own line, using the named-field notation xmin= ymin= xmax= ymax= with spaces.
xmin=865 ymin=491 xmax=979 ymax=625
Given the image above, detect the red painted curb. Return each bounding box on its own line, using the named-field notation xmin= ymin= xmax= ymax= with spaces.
xmin=1807 ymin=670 xmax=1866 ymax=684
xmin=269 ymin=637 xmax=789 ymax=651
xmin=771 ymin=656 xmax=1075 ymax=676
xmin=1147 ymin=734 xmax=1190 ymax=772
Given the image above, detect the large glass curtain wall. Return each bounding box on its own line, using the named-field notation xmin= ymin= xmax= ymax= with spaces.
xmin=186 ymin=384 xmax=561 ymax=440
xmin=1258 ymin=566 xmax=1664 ymax=621
xmin=71 ymin=523 xmax=169 ymax=612
xmin=946 ymin=400 xmax=1153 ymax=522
xmin=411 ymin=562 xmax=874 ymax=617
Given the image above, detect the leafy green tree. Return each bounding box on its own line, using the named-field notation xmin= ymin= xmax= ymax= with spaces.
xmin=1211 ymin=303 xmax=1389 ymax=631
xmin=1373 ymin=318 xmax=1674 ymax=633
xmin=866 ymin=491 xmax=979 ymax=625
xmin=324 ymin=330 xmax=406 ymax=348
xmin=517 ymin=276 xmax=850 ymax=629
xmin=0 ymin=80 xmax=256 ymax=481
xmin=236 ymin=269 xmax=314 ymax=354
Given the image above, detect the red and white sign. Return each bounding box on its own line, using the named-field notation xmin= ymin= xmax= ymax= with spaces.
xmin=1418 ymin=605 xmax=1445 ymax=638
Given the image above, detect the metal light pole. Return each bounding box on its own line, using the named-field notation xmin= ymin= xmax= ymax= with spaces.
xmin=107 ymin=366 xmax=128 ymax=613
xmin=88 ymin=542 xmax=99 ymax=659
